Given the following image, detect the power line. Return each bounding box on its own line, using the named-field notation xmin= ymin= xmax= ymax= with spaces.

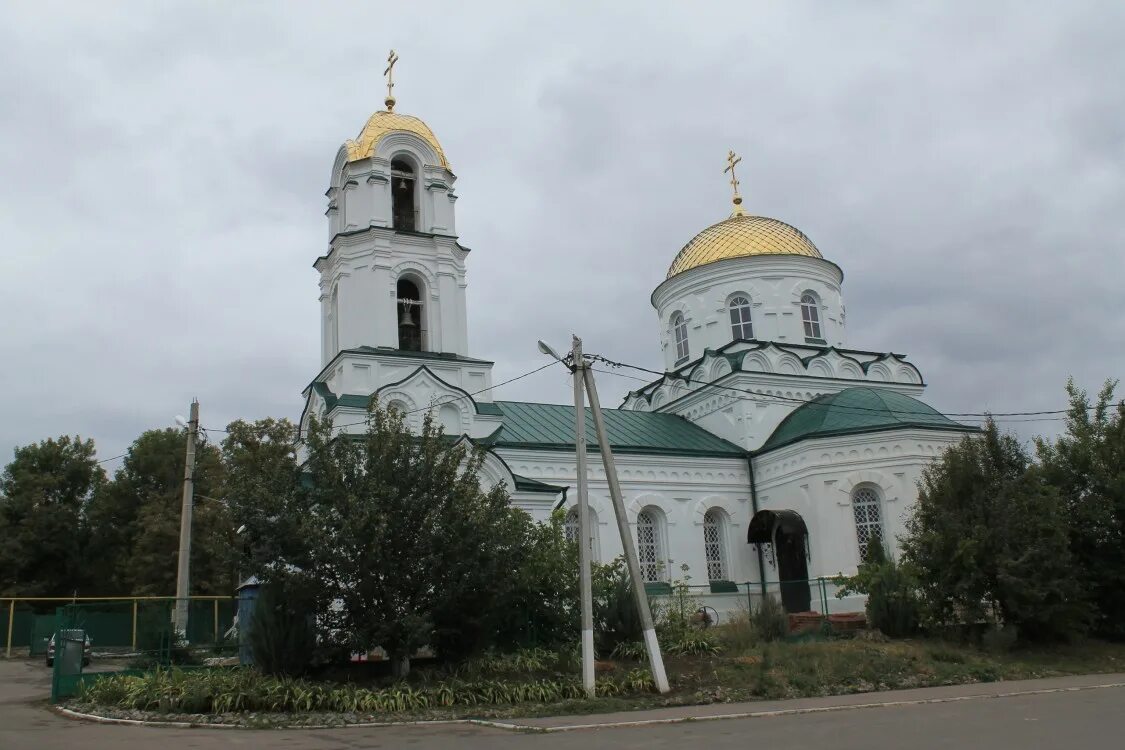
xmin=586 ymin=354 xmax=1114 ymax=421
xmin=96 ymin=453 xmax=127 ymax=464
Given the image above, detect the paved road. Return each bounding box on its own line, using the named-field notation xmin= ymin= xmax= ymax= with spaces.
xmin=2 ymin=658 xmax=1124 ymax=749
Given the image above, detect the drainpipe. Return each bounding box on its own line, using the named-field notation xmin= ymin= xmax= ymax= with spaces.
xmin=747 ymin=454 xmax=767 ymax=598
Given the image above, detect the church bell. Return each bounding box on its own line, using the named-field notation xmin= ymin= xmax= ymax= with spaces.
xmin=398 ymin=303 xmax=416 ymax=327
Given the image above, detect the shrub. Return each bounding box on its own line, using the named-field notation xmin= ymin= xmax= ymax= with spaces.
xmin=593 ymin=559 xmax=641 ymax=655
xmin=836 ymin=538 xmax=922 ymax=638
xmin=455 ymin=647 xmax=562 ymax=677
xmin=751 ymin=595 xmax=788 ymax=642
xmin=248 ymin=576 xmax=318 ymax=676
xmin=610 ymin=640 xmax=646 ymax=660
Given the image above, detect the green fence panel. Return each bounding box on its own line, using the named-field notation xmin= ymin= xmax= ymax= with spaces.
xmin=185 ymin=599 xmax=236 ymax=644
xmin=10 ymin=607 xmax=34 ymax=648
xmin=29 ymin=615 xmax=56 ymax=656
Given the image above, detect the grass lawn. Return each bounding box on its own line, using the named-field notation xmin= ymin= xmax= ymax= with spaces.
xmin=471 ymin=636 xmax=1125 ymax=719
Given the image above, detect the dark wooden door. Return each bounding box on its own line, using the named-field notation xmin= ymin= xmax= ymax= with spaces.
xmin=776 ymin=528 xmax=811 ymax=613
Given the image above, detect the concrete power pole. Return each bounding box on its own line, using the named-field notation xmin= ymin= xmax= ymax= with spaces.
xmin=173 ymin=399 xmax=199 ymax=638
xmin=570 ymin=336 xmax=595 ymax=697
xmin=581 ymin=365 xmax=670 ymax=693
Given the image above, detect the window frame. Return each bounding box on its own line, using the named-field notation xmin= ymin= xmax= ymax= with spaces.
xmin=703 ymin=508 xmax=729 ymax=581
xmin=852 ymin=485 xmax=885 ymax=558
xmin=564 ymin=506 xmax=600 ymax=563
xmin=671 ymin=312 xmax=690 ymax=366
xmin=728 ymin=295 xmax=753 ymax=341
xmin=635 ymin=507 xmax=668 ymax=582
xmin=800 ymin=292 xmax=823 ymax=342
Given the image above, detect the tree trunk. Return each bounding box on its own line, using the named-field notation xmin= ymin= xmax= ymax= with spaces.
xmin=391 ymin=655 xmax=410 ymax=677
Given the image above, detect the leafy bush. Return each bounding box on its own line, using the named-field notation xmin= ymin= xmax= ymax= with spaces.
xmin=77 ymin=666 xmax=656 ymax=714
xmin=664 ymin=633 xmax=720 ymax=656
xmin=248 ymin=576 xmax=319 ymax=676
xmin=610 ymin=640 xmax=646 ymax=660
xmin=593 ymin=559 xmax=641 ymax=655
xmin=835 ymin=538 xmax=922 ymax=638
xmin=455 ymin=647 xmax=562 ymax=677
xmin=751 ymin=595 xmax=788 ymax=642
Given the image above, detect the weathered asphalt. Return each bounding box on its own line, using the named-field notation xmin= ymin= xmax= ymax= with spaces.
xmin=2 ymin=657 xmax=1124 ymax=749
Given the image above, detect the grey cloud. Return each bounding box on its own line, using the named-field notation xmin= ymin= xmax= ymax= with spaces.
xmin=1 ymin=1 xmax=1122 ymax=467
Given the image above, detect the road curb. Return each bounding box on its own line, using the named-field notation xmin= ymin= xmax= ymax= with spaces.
xmin=52 ymin=705 xmax=532 ymax=732
xmin=51 ymin=681 xmax=1125 ymax=733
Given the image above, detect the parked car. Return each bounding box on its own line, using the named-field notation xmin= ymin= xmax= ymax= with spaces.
xmin=45 ymin=633 xmax=91 ymax=668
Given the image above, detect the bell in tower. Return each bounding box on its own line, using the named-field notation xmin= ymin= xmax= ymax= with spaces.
xmin=396 ymin=278 xmax=424 ymax=352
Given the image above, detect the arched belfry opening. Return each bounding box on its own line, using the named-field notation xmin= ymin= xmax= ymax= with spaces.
xmin=391 ymin=157 xmax=417 ymax=231
xmin=396 ymin=277 xmax=424 ymax=351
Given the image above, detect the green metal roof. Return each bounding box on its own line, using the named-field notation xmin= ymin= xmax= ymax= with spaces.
xmin=511 ymin=473 xmax=567 ymax=494
xmin=758 ymin=387 xmax=972 ymax=453
xmin=486 ymin=401 xmax=746 ymax=458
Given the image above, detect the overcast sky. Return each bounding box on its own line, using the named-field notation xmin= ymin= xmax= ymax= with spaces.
xmin=1 ymin=1 xmax=1122 ymax=468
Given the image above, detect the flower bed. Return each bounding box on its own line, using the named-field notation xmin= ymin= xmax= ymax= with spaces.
xmin=77 ymin=666 xmax=655 ymax=715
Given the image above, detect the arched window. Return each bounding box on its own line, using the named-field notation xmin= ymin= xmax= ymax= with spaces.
xmin=391 ymin=157 xmax=417 ymax=231
xmin=396 ymin=277 xmax=424 ymax=351
xmin=703 ymin=509 xmax=728 ymax=581
xmin=636 ymin=508 xmax=666 ymax=582
xmin=729 ymin=295 xmax=753 ymax=341
xmin=564 ymin=507 xmax=600 ymax=563
xmin=800 ymin=293 xmax=823 ymax=341
xmin=671 ymin=312 xmax=690 ymax=366
xmin=852 ymin=486 xmax=884 ymax=557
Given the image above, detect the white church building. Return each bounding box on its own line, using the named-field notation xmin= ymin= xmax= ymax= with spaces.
xmin=299 ymin=80 xmax=974 ymax=616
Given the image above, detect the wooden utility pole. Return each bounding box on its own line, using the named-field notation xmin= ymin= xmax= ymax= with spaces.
xmin=570 ymin=337 xmax=595 ymax=697
xmin=172 ymin=399 xmax=199 ymax=637
xmin=581 ymin=365 xmax=670 ymax=693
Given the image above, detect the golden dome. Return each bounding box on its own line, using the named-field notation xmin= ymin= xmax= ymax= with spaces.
xmin=666 ymin=214 xmax=822 ymax=278
xmin=344 ymin=110 xmax=449 ymax=168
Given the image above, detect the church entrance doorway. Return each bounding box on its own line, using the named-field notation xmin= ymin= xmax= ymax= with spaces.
xmin=747 ymin=509 xmax=811 ymax=613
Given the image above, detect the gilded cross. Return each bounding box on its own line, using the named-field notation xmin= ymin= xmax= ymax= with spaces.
xmin=384 ymin=49 xmax=400 ymax=111
xmin=724 ymin=150 xmax=746 ymax=216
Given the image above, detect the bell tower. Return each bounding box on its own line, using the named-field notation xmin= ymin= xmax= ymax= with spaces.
xmin=315 ymin=50 xmax=468 ymax=366
xmin=302 ymin=52 xmax=501 ymax=444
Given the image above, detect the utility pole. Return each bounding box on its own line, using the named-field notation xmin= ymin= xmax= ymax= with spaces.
xmin=173 ymin=399 xmax=199 ymax=638
xmin=581 ymin=364 xmax=670 ymax=693
xmin=570 ymin=336 xmax=595 ymax=697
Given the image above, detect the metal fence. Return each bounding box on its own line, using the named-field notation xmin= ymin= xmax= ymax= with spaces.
xmin=646 ymin=577 xmax=857 ymax=624
xmin=3 ymin=596 xmax=237 ymax=659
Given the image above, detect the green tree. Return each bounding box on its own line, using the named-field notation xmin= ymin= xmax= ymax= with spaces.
xmin=1036 ymin=379 xmax=1125 ymax=638
xmin=903 ymin=421 xmax=1091 ymax=641
xmin=220 ymin=418 xmax=305 ymax=581
xmin=302 ymin=401 xmax=542 ymax=674
xmin=87 ymin=429 xmax=232 ymax=596
xmin=0 ymin=436 xmax=104 ymax=597
xmin=436 ymin=508 xmax=579 ymax=658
